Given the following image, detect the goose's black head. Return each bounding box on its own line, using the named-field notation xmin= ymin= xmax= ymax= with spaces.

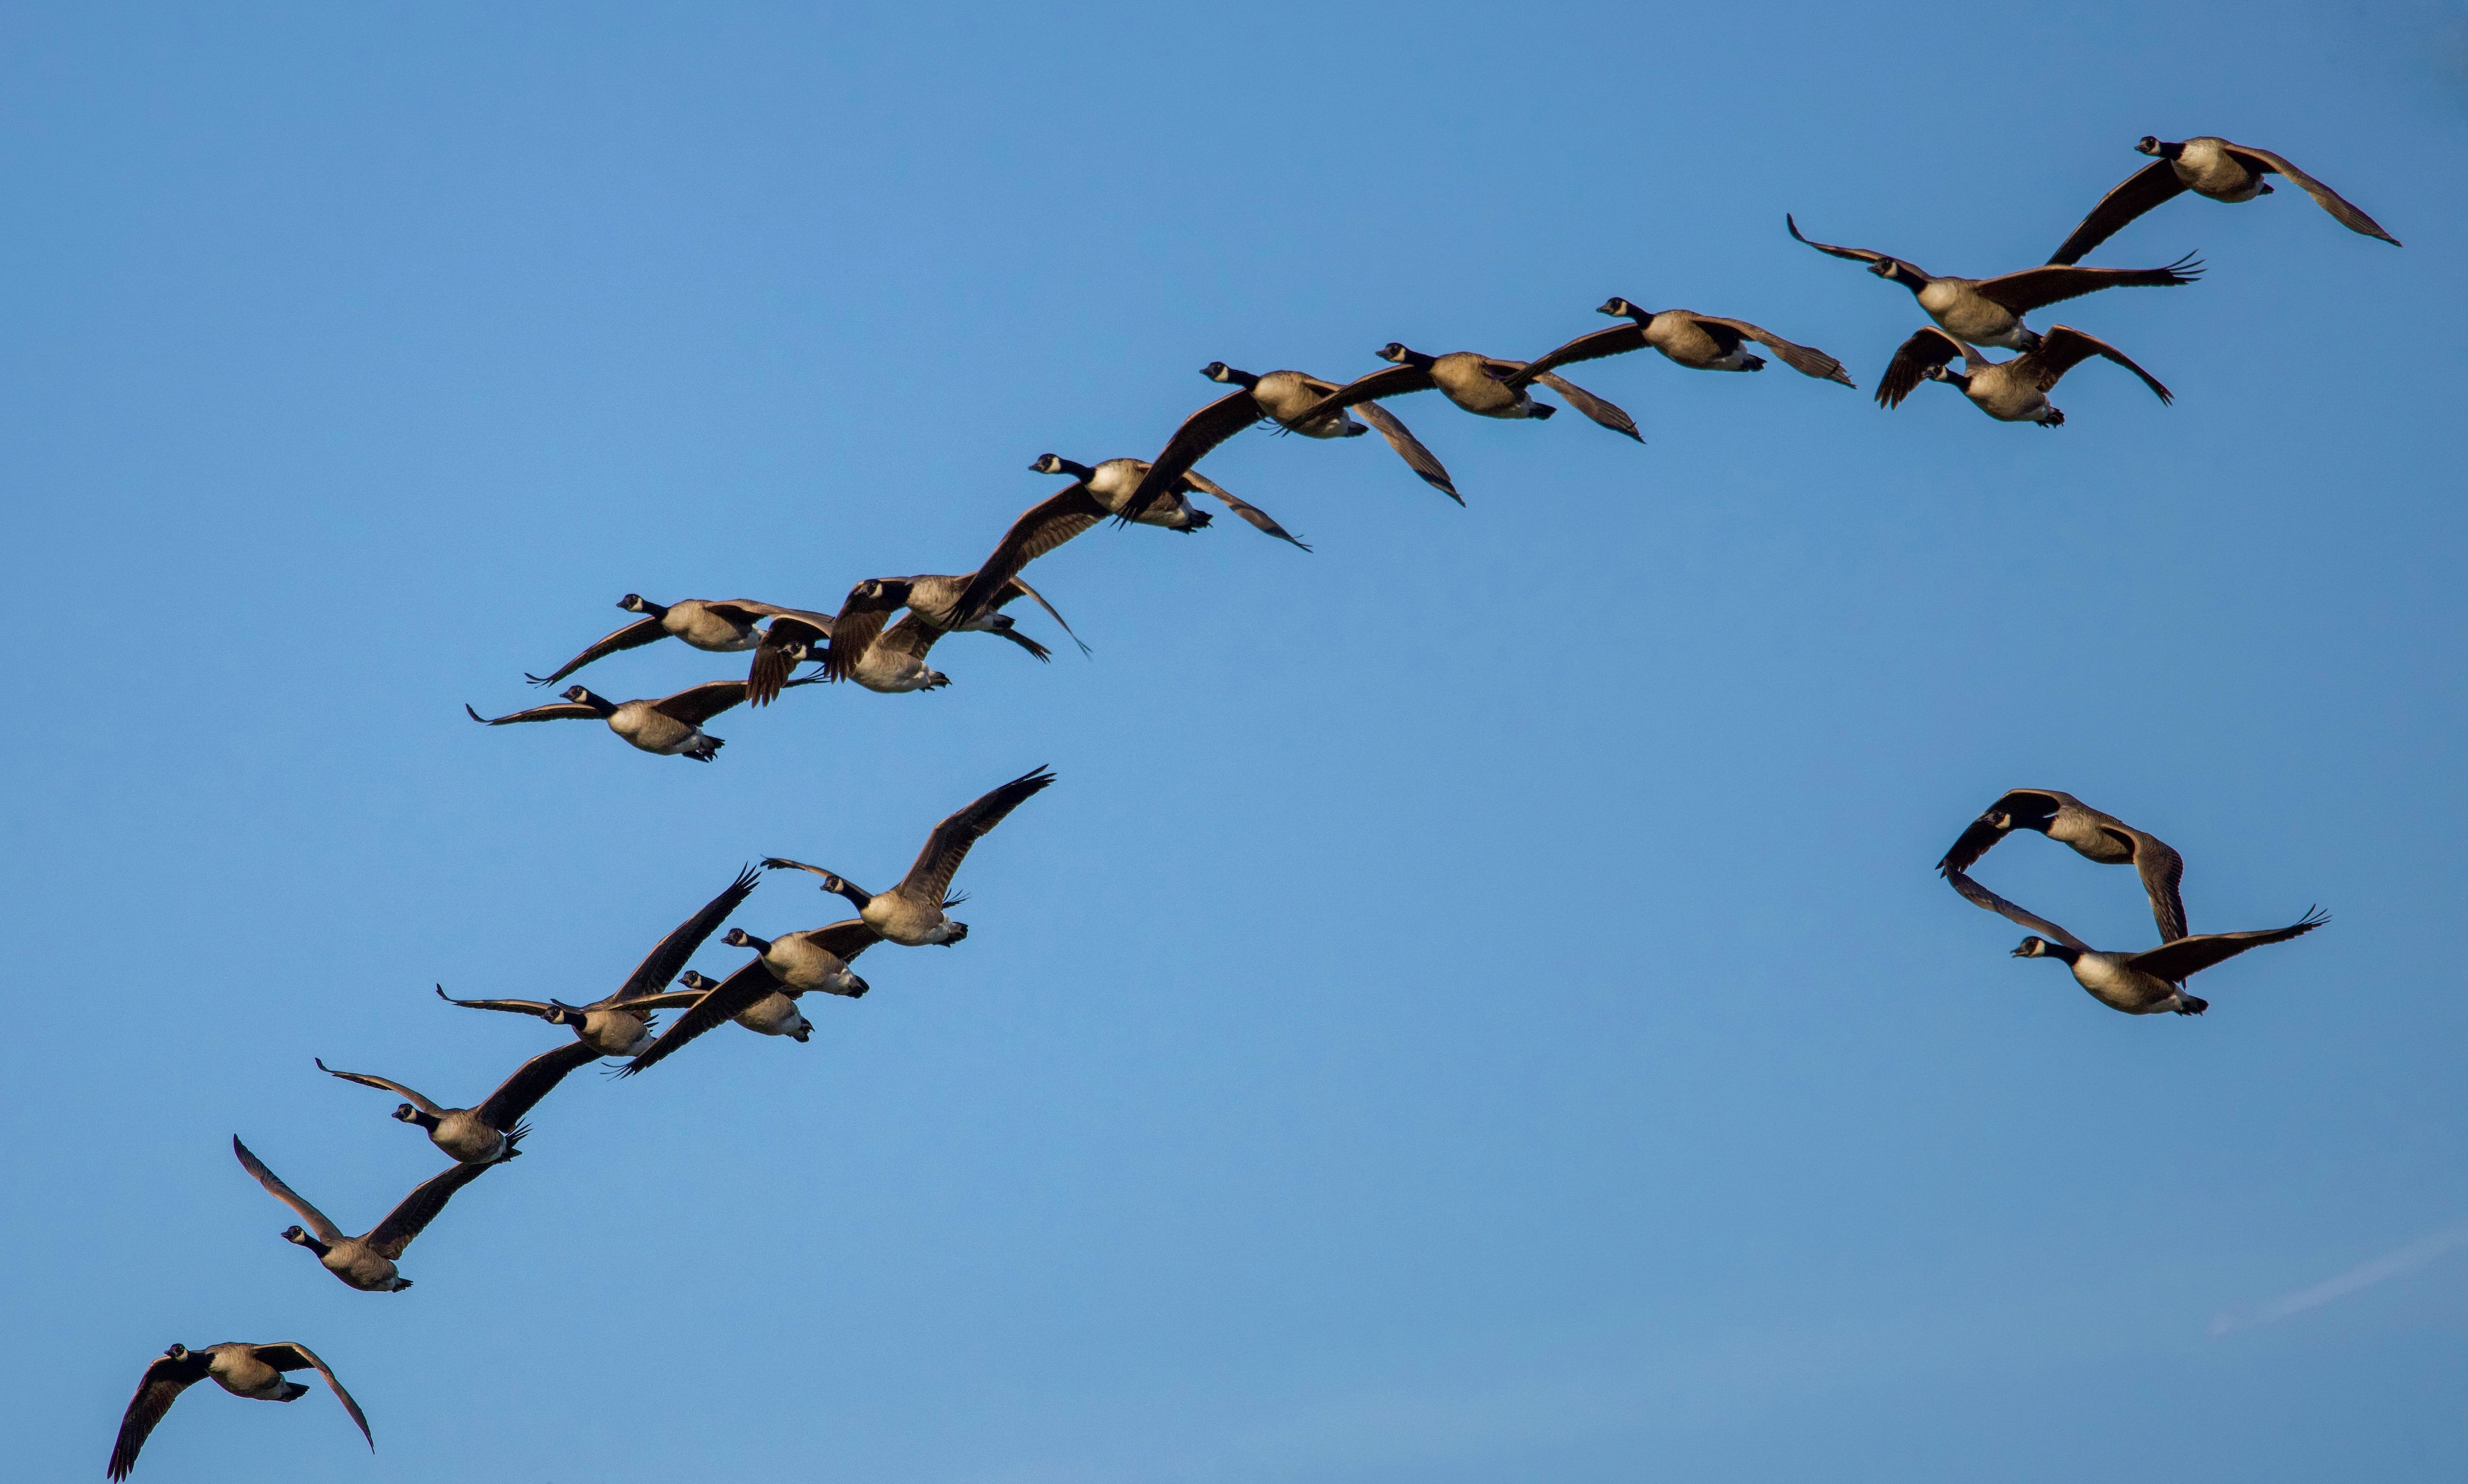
xmin=1202 ymin=362 xmax=1258 ymax=389
xmin=281 ymin=1225 xmax=329 ymax=1256
xmin=1030 ymin=453 xmax=1093 ymax=480
xmin=560 ymin=686 xmax=618 ymax=717
xmin=1597 ymin=297 xmax=1650 ymax=321
xmin=617 ymin=594 xmax=670 ymax=618
xmin=164 ymin=1344 xmax=190 ymax=1361
xmin=542 ymin=1000 xmax=586 ymax=1027
xmin=2012 ymin=936 xmax=2081 ymax=964
xmin=850 ymin=577 xmax=914 ymax=609
xmin=390 ymin=1102 xmax=423 ymax=1126
xmin=846 ymin=974 xmax=872 ymax=998
xmin=2135 ymin=136 xmax=2183 ymax=159
xmin=679 ymin=970 xmax=717 ymax=991
xmin=723 ymin=926 xmax=771 ymax=953
xmin=1375 ymin=342 xmax=1432 ymax=367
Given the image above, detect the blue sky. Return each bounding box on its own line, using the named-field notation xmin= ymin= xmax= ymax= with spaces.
xmin=3 ymin=2 xmax=2464 ymax=1480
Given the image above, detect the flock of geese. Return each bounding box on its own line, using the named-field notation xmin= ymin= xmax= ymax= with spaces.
xmin=108 ymin=132 xmax=2386 ymax=1475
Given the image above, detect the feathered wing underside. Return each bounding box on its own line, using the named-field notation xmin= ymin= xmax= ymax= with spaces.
xmin=874 ymin=611 xmax=949 ymax=662
xmin=610 ymin=866 xmax=762 ymax=1002
xmin=1875 ymin=327 xmax=1971 ymax=409
xmin=1284 ymin=362 xmax=1438 ymax=426
xmin=1691 ymin=315 xmax=1855 ymax=384
xmin=951 ymin=485 xmax=1110 ymax=627
xmin=365 ymin=1157 xmax=494 ymax=1258
xmin=250 ymin=1343 xmax=374 ymax=1452
xmin=2024 ymin=326 xmax=2173 ymax=403
xmin=2047 ymin=158 xmax=2189 ymax=265
xmin=653 ymin=681 xmax=753 ymax=727
xmin=1180 ymin=471 xmax=1310 ymax=551
xmin=465 ymin=701 xmax=598 ymax=725
xmin=1121 ymin=388 xmax=1267 ymax=521
xmin=472 ymin=1039 xmax=602 ymax=1129
xmin=1528 ymin=371 xmax=1641 ymax=440
xmin=109 ymin=1351 xmax=213 ymax=1481
xmin=2226 ymin=144 xmax=2399 ymax=245
xmin=2126 ymin=909 xmax=2327 ymax=982
xmin=620 ymin=958 xmax=782 ymax=1076
xmin=1943 ymin=869 xmax=2094 ymax=952
xmin=1352 ymin=402 xmax=1460 ymax=501
xmin=231 ymin=1137 xmax=344 ymax=1242
xmin=434 ymin=986 xmax=556 ymax=1018
xmin=1504 ymin=323 xmax=1648 ymax=386
xmin=2128 ymin=833 xmax=2190 ymax=944
xmin=314 ymin=1060 xmax=444 ymax=1116
xmin=1973 ymin=254 xmax=2203 ymax=314
xmin=524 ymin=614 xmax=668 ymax=686
xmin=997 ymin=574 xmax=1090 ymax=654
xmin=896 ymin=765 xmax=1058 ymax=907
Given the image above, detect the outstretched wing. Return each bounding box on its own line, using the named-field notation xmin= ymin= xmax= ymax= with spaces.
xmin=1786 ymin=213 xmax=1926 ymax=276
xmin=1935 ymin=789 xmax=2065 ymax=875
xmin=1943 ymin=869 xmax=2093 ymax=952
xmin=1973 ymin=253 xmax=2203 ymax=314
xmin=949 ymin=484 xmax=1111 ymax=628
xmin=1502 ymin=323 xmax=1647 ymax=388
xmin=313 ymin=1059 xmax=445 ymax=1117
xmin=1529 ymin=371 xmax=1641 ymax=440
xmin=2121 ymin=830 xmax=2190 ymax=945
xmin=1180 ymin=472 xmax=1310 ymax=551
xmin=619 ymin=957 xmax=787 ymax=1078
xmin=2020 ymin=325 xmax=2173 ymax=404
xmin=433 ymin=985 xmax=557 ymax=1019
xmin=524 ymin=615 xmax=668 ymax=686
xmin=231 ymin=1137 xmax=344 ymax=1242
xmin=653 ymin=681 xmax=753 ymax=727
xmin=2046 ymin=158 xmax=2190 ymax=265
xmin=1875 ymin=326 xmax=1971 ymax=409
xmin=1282 ymin=362 xmax=1438 ymax=427
xmin=465 ymin=700 xmax=598 ymax=725
xmin=611 ymin=866 xmax=763 ymax=1002
xmin=998 ymin=574 xmax=1091 ymax=655
xmin=250 ymin=1343 xmax=374 ymax=1453
xmin=108 ymin=1350 xmax=214 ymax=1481
xmin=472 ymin=1040 xmax=602 ymax=1131
xmin=1120 ymin=388 xmax=1268 ymax=523
xmin=896 ymin=765 xmax=1057 ymax=908
xmin=2224 ymin=144 xmax=2400 ymax=246
xmin=2126 ymin=908 xmax=2327 ymax=983
xmin=1353 ymin=403 xmax=1461 ymax=502
xmin=365 ymin=1158 xmax=495 ymax=1259
xmin=1690 ymin=316 xmax=1855 ymax=384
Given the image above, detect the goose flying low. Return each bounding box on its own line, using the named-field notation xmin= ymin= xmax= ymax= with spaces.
xmin=465 ymin=679 xmax=817 ymax=761
xmin=108 ymin=1341 xmax=371 ymax=1481
xmin=523 ymin=595 xmax=803 ymax=686
xmin=619 ymin=920 xmax=881 ymax=1076
xmin=761 ymin=765 xmax=1055 ymax=948
xmin=1115 ymin=362 xmax=1461 ymax=523
xmin=1515 ymin=298 xmax=1855 ymax=385
xmin=314 ymin=1041 xmax=601 ymax=1165
xmin=1282 ymin=342 xmax=1641 ymax=442
xmin=2049 ymin=136 xmax=2398 ymax=266
xmin=1937 ymin=789 xmax=2188 ymax=943
xmin=1875 ymin=324 xmax=2170 ymax=426
xmin=1948 ymin=869 xmax=2324 ymax=1016
xmin=231 ymin=1136 xmax=494 ymax=1292
xmin=746 ymin=572 xmax=1084 ymax=706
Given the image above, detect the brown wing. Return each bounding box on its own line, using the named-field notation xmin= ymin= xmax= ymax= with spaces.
xmin=2121 ymin=831 xmax=2190 ymax=944
xmin=653 ymin=681 xmax=752 ymax=727
xmin=949 ymin=485 xmax=1110 ymax=628
xmin=249 ymin=1344 xmax=373 ymax=1453
xmin=895 ymin=765 xmax=1057 ymax=907
xmin=109 ymin=1348 xmax=214 ymax=1480
xmin=2126 ymin=908 xmax=2327 ymax=983
xmin=2225 ymin=144 xmax=2399 ymax=246
xmin=523 ymin=615 xmax=668 ymax=686
xmin=1283 ymin=362 xmax=1438 ymax=427
xmin=618 ymin=957 xmax=784 ymax=1077
xmin=433 ymin=986 xmax=557 ymax=1019
xmin=1935 ymin=789 xmax=2066 ymax=875
xmin=1943 ymin=869 xmax=2094 ymax=952
xmin=1973 ymin=254 xmax=2203 ymax=314
xmin=1786 ymin=213 xmax=1927 ymax=276
xmin=472 ymin=1040 xmax=602 ymax=1130
xmin=999 ymin=574 xmax=1090 ymax=655
xmin=465 ymin=701 xmax=598 ymax=725
xmin=1180 ymin=472 xmax=1309 ymax=551
xmin=748 ymin=614 xmax=830 ymax=706
xmin=874 ymin=611 xmax=949 ymax=662
xmin=313 ymin=1059 xmax=445 ymax=1116
xmin=231 ymin=1137 xmax=344 ymax=1242
xmin=822 ymin=585 xmax=912 ymax=683
xmin=1528 ymin=371 xmax=1641 ymax=441
xmin=365 ymin=1157 xmax=494 ymax=1258
xmin=1353 ymin=403 xmax=1461 ymax=502
xmin=1502 ymin=323 xmax=1648 ymax=387
xmin=1690 ymin=316 xmax=1855 ymax=385
xmin=1875 ymin=326 xmax=1970 ymax=409
xmin=2019 ymin=326 xmax=2173 ymax=404
xmin=2047 ymin=159 xmax=2191 ymax=265
xmin=609 ymin=866 xmax=762 ymax=1002
xmin=1120 ymin=388 xmax=1268 ymax=522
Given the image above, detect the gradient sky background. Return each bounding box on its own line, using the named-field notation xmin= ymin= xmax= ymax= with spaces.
xmin=4 ymin=3 xmax=2465 ymax=1480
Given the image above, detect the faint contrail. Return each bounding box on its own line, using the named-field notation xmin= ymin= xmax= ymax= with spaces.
xmin=2210 ymin=1222 xmax=2468 ymax=1335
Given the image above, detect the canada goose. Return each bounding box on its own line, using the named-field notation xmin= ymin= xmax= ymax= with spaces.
xmin=435 ymin=867 xmax=759 ymax=1057
xmin=1114 ymin=362 xmax=1462 ymax=524
xmin=231 ymin=1136 xmax=493 ymax=1292
xmin=1515 ymin=299 xmax=1856 ymax=386
xmin=945 ymin=457 xmax=1303 ymax=628
xmin=313 ymin=1041 xmax=600 ymax=1165
xmin=1937 ymin=789 xmax=2188 ymax=943
xmin=464 ymin=678 xmax=815 ymax=761
xmin=1283 ymin=343 xmax=1641 ymax=441
xmin=761 ymin=765 xmax=1055 ymax=947
xmin=1876 ymin=324 xmax=2171 ymax=426
xmin=1950 ymin=869 xmax=2325 ymax=1016
xmin=619 ymin=920 xmax=880 ymax=1076
xmin=108 ymin=1341 xmax=371 ymax=1481
xmin=744 ymin=572 xmax=1085 ymax=706
xmin=523 ymin=595 xmax=802 ymax=686
xmin=2050 ymin=137 xmax=2399 ymax=265
xmin=1786 ymin=214 xmax=2201 ymax=351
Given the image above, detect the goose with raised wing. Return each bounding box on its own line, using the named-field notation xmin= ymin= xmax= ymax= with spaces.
xmin=435 ymin=867 xmax=759 ymax=1057
xmin=762 ymin=765 xmax=1055 ymax=947
xmin=1514 ymin=298 xmax=1855 ymax=385
xmin=1281 ymin=342 xmax=1641 ymax=442
xmin=1875 ymin=324 xmax=2171 ymax=426
xmin=619 ymin=920 xmax=881 ymax=1076
xmin=313 ymin=1041 xmax=600 ymax=1165
xmin=1937 ymin=788 xmax=2188 ymax=943
xmin=745 ymin=573 xmax=1083 ymax=705
xmin=108 ymin=1341 xmax=371 ymax=1481
xmin=464 ymin=678 xmax=815 ymax=761
xmin=1114 ymin=361 xmax=1461 ymax=523
xmin=523 ymin=594 xmax=802 ymax=686
xmin=231 ymin=1136 xmax=494 ymax=1292
xmin=1948 ymin=869 xmax=2324 ymax=1016
xmin=2050 ymin=136 xmax=2398 ymax=265
xmin=1787 ymin=214 xmax=2201 ymax=351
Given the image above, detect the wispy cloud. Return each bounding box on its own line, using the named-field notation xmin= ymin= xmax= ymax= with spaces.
xmin=2210 ymin=1222 xmax=2468 ymax=1335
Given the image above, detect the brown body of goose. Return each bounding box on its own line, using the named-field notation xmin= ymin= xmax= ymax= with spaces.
xmin=1937 ymin=788 xmax=2189 ymax=943
xmin=1116 ymin=362 xmax=1461 ymax=523
xmin=619 ymin=919 xmax=881 ymax=1076
xmin=1950 ymin=869 xmax=2326 ymax=1016
xmin=745 ymin=573 xmax=1085 ymax=706
xmin=314 ymin=1041 xmax=601 ymax=1165
xmin=762 ymin=765 xmax=1055 ymax=947
xmin=434 ymin=867 xmax=759 ymax=1057
xmin=1518 ymin=298 xmax=1855 ymax=385
xmin=108 ymin=1341 xmax=372 ymax=1480
xmin=2050 ymin=136 xmax=2398 ymax=265
xmin=464 ymin=680 xmax=815 ymax=761
xmin=523 ymin=595 xmax=803 ymax=686
xmin=231 ymin=1136 xmax=494 ymax=1292
xmin=1876 ymin=324 xmax=2171 ymax=426
xmin=1787 ymin=214 xmax=2201 ymax=351
xmin=1284 ymin=343 xmax=1641 ymax=441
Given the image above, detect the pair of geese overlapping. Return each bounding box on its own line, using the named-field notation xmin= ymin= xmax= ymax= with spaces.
xmin=113 ymin=130 xmax=2385 ymax=1474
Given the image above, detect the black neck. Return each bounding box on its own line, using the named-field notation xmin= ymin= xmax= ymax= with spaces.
xmin=2042 ymin=942 xmax=2083 ymax=966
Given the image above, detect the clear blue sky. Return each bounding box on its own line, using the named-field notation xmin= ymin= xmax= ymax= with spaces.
xmin=4 ymin=3 xmax=2464 ymax=1480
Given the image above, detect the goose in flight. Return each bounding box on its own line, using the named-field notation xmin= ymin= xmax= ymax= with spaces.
xmin=618 ymin=920 xmax=880 ymax=1076
xmin=108 ymin=1341 xmax=371 ymax=1481
xmin=1875 ymin=324 xmax=2171 ymax=426
xmin=464 ymin=678 xmax=815 ymax=761
xmin=435 ymin=867 xmax=759 ymax=1057
xmin=231 ymin=1136 xmax=494 ymax=1292
xmin=745 ymin=572 xmax=1085 ymax=706
xmin=2050 ymin=136 xmax=2398 ymax=266
xmin=1513 ymin=298 xmax=1855 ymax=386
xmin=1937 ymin=789 xmax=2188 ymax=943
xmin=1786 ymin=214 xmax=2201 ymax=351
xmin=1280 ymin=342 xmax=1641 ymax=442
xmin=762 ymin=765 xmax=1055 ymax=947
xmin=313 ymin=1041 xmax=601 ymax=1165
xmin=1950 ymin=870 xmax=2325 ymax=1016
xmin=523 ymin=594 xmax=803 ymax=686
xmin=1114 ymin=361 xmax=1461 ymax=524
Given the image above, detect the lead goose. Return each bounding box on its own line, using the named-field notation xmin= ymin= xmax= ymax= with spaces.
xmin=464 ymin=678 xmax=816 ymax=761
xmin=1937 ymin=789 xmax=2188 ymax=943
xmin=1787 ymin=214 xmax=2200 ymax=351
xmin=1514 ymin=298 xmax=1855 ymax=386
xmin=108 ymin=1341 xmax=371 ymax=1481
xmin=1876 ymin=324 xmax=2171 ymax=426
xmin=1949 ymin=869 xmax=2324 ymax=1016
xmin=435 ymin=867 xmax=759 ymax=1057
xmin=313 ymin=1041 xmax=601 ymax=1165
xmin=2050 ymin=136 xmax=2399 ymax=265
xmin=231 ymin=1136 xmax=493 ymax=1292
xmin=1114 ymin=361 xmax=1461 ymax=524
xmin=1281 ymin=342 xmax=1641 ymax=442
xmin=762 ymin=765 xmax=1055 ymax=947
xmin=523 ymin=594 xmax=802 ymax=686
xmin=618 ymin=920 xmax=881 ymax=1076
